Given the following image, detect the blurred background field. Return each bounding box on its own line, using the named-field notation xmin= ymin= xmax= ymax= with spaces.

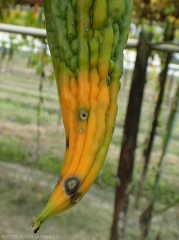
xmin=0 ymin=44 xmax=179 ymax=239
xmin=0 ymin=1 xmax=179 ymax=240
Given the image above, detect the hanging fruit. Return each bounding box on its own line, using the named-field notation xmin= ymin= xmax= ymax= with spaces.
xmin=31 ymin=0 xmax=133 ymax=233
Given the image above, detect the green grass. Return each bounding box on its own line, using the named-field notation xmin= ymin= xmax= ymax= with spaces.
xmin=0 ymin=135 xmax=26 ymax=163
xmin=131 ymin=162 xmax=179 ymax=205
xmin=37 ymin=153 xmax=63 ymax=175
xmin=96 ymin=162 xmax=117 ymax=188
xmin=0 ymin=134 xmax=63 ymax=175
xmin=0 ymin=99 xmax=60 ymax=126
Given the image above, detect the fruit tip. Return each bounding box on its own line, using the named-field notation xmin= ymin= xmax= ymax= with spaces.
xmin=29 ymin=217 xmax=42 ymax=234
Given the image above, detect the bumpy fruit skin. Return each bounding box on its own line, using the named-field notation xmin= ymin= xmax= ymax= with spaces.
xmin=31 ymin=0 xmax=133 ymax=233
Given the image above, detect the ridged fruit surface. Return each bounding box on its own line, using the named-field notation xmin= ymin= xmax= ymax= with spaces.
xmin=31 ymin=0 xmax=132 ymax=233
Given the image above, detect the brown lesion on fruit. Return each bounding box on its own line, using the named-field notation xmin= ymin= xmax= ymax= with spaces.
xmin=55 ymin=175 xmax=62 ymax=188
xmin=114 ymin=7 xmax=120 ymax=13
xmin=107 ymin=76 xmax=111 ymax=85
xmin=29 ymin=218 xmax=42 ymax=234
xmin=64 ymin=176 xmax=81 ymax=195
xmin=34 ymin=226 xmax=40 ymax=234
xmin=78 ymin=128 xmax=84 ymax=134
xmin=78 ymin=108 xmax=89 ymax=121
xmin=112 ymin=127 xmax=115 ymax=135
xmin=70 ymin=193 xmax=81 ymax=204
xmin=66 ymin=137 xmax=69 ymax=148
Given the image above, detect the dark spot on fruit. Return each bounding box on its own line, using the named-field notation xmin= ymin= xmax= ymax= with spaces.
xmin=70 ymin=193 xmax=81 ymax=204
xmin=34 ymin=226 xmax=40 ymax=234
xmin=79 ymin=109 xmax=89 ymax=121
xmin=64 ymin=177 xmax=80 ymax=195
xmin=66 ymin=138 xmax=69 ymax=148
xmin=55 ymin=175 xmax=62 ymax=188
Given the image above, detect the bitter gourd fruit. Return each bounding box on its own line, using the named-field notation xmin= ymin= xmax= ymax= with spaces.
xmin=31 ymin=0 xmax=133 ymax=233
